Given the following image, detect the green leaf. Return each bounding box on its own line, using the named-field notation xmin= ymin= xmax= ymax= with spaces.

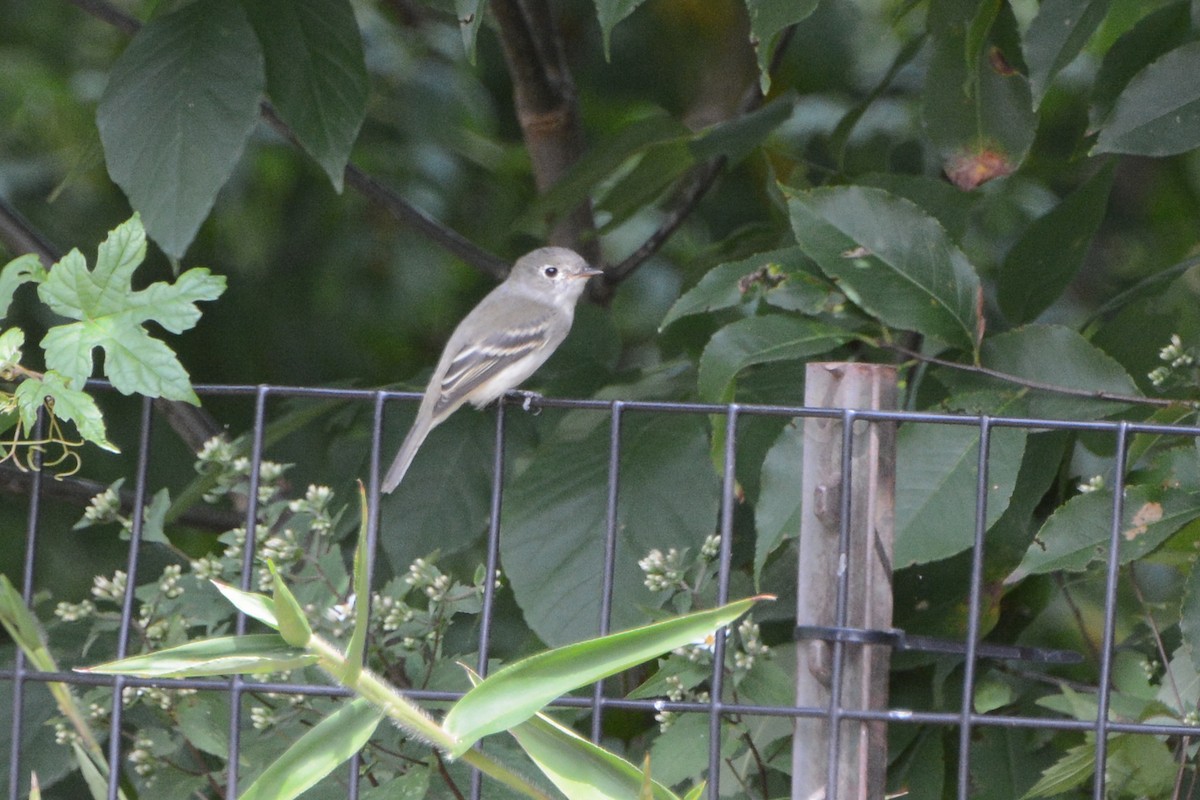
xmin=595 ymin=0 xmax=649 ymax=59
xmin=211 ymin=580 xmax=279 ymax=628
xmin=239 ymin=698 xmax=383 ymax=800
xmin=745 ymin=0 xmax=819 ymax=93
xmin=270 ymin=563 xmax=313 ymax=648
xmin=1094 ymin=41 xmax=1200 ymax=156
xmin=442 ymin=597 xmax=761 ymax=755
xmin=698 ymin=315 xmax=850 ymax=402
xmin=0 ymin=254 xmax=45 ymax=319
xmin=0 ymin=327 xmax=24 ymax=373
xmin=1090 ymin=2 xmax=1192 ymax=128
xmin=501 ymin=412 xmax=719 ymax=646
xmin=345 ymin=484 xmax=370 ymax=681
xmin=998 ymin=164 xmax=1116 ymax=323
xmin=96 ymin=0 xmax=265 ymax=258
xmin=521 ymin=110 xmax=690 ymax=232
xmin=981 ymin=325 xmax=1139 ymax=419
xmin=14 ymin=371 xmax=118 ymax=452
xmin=924 ymin=0 xmax=1034 ymax=186
xmin=508 ymin=711 xmax=682 ymax=800
xmin=1010 ymin=486 xmax=1200 ymax=579
xmin=1023 ymin=0 xmax=1112 ymax=106
xmin=242 ymin=0 xmax=367 ymax=190
xmin=787 ymin=185 xmax=981 ymax=351
xmin=689 ymin=97 xmax=792 ymax=165
xmin=81 ymin=634 xmax=317 ymax=677
xmin=596 ymin=140 xmax=695 ymax=231
xmin=1023 ymin=741 xmax=1094 ymax=798
xmin=1182 ymin=555 xmax=1200 ymax=673
xmin=754 ymin=420 xmax=803 ymax=581
xmin=660 ymin=247 xmax=826 ymax=330
xmin=36 ymin=216 xmax=225 ymax=404
xmin=453 ymin=0 xmax=487 ymax=63
xmin=894 ymin=421 xmax=1026 ymax=567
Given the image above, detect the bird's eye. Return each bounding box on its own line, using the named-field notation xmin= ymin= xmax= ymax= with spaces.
xmin=543 ymin=266 xmax=558 ymax=278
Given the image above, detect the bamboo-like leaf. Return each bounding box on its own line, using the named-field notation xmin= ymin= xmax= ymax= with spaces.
xmin=442 ymin=596 xmax=764 ymax=756
xmin=344 ymin=482 xmax=371 ymax=682
xmin=239 ymin=698 xmax=382 ymax=800
xmin=509 ymin=710 xmax=682 ymax=800
xmin=211 ymin=580 xmax=279 ymax=628
xmin=81 ymin=634 xmax=316 ymax=677
xmin=270 ymin=562 xmax=313 ymax=647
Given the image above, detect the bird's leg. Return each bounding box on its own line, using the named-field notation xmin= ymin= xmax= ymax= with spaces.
xmin=506 ymin=389 xmax=544 ymax=415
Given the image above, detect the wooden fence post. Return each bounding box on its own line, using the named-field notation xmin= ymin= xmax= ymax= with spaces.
xmin=792 ymin=363 xmax=897 ymax=800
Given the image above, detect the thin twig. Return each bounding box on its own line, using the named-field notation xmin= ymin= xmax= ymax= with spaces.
xmin=878 ymin=340 xmax=1183 ymax=410
xmin=1054 ymin=574 xmax=1102 ymax=667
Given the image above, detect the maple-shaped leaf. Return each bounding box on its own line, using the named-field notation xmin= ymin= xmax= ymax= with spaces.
xmin=15 ymin=370 xmax=118 ymax=452
xmin=36 ymin=214 xmax=225 ymax=405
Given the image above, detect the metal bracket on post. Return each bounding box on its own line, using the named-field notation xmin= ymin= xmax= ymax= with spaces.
xmin=793 ymin=363 xmax=897 ymax=800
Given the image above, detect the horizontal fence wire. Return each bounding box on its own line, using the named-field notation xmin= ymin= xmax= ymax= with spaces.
xmin=5 ymin=381 xmax=1200 ymax=800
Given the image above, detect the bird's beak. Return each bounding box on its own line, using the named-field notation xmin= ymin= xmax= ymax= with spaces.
xmin=577 ymin=266 xmax=604 ymax=279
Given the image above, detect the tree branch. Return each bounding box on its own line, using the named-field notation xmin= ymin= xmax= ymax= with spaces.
xmin=877 ymin=339 xmax=1181 ymax=410
xmin=490 ymin=0 xmax=600 ymax=265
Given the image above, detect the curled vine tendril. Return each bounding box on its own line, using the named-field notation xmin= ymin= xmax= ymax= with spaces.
xmin=0 ymin=396 xmax=84 ymax=478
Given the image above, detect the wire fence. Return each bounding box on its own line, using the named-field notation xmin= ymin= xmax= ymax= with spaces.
xmin=5 ymin=381 xmax=1200 ymax=799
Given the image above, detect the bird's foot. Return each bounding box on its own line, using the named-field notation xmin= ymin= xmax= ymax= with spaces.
xmin=508 ymin=389 xmax=544 ymax=415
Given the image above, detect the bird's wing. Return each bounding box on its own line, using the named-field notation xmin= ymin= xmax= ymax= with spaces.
xmin=434 ymin=310 xmax=555 ymax=414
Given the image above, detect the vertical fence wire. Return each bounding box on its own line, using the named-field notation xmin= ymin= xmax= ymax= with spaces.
xmin=706 ymin=405 xmax=740 ymax=799
xmin=1092 ymin=421 xmax=1130 ymax=799
xmin=105 ymin=397 xmax=155 ymax=800
xmin=955 ymin=416 xmax=993 ymax=798
xmin=7 ymin=412 xmax=45 ymax=800
xmin=591 ymin=400 xmax=624 ymax=744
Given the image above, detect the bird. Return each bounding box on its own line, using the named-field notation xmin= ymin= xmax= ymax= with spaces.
xmin=381 ymin=247 xmax=602 ymax=493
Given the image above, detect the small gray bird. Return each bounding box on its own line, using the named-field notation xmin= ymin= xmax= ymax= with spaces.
xmin=382 ymin=247 xmax=602 ymax=492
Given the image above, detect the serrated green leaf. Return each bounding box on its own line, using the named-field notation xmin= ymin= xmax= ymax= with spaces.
xmin=698 ymin=315 xmax=850 ymax=402
xmin=242 ymin=0 xmax=367 ymax=189
xmin=981 ymin=325 xmax=1139 ymax=419
xmin=1183 ymin=556 xmax=1200 ymax=673
xmin=442 ymin=597 xmax=761 ymax=755
xmin=1023 ymin=741 xmax=1094 ymax=798
xmin=895 ymin=421 xmax=1026 ymax=567
xmin=1010 ymin=486 xmax=1200 ymax=579
xmin=998 ymin=164 xmax=1115 ymax=323
xmin=689 ymin=97 xmax=792 ymax=165
xmin=745 ymin=0 xmax=819 ymax=93
xmin=82 ymin=634 xmax=317 ymax=677
xmin=97 ymin=0 xmax=264 ymax=257
xmin=1090 ymin=2 xmax=1191 ymax=128
xmin=501 ymin=412 xmax=718 ymax=646
xmin=509 ymin=711 xmax=682 ymax=800
xmin=14 ymin=371 xmax=117 ymax=452
xmin=660 ymin=247 xmax=825 ymax=330
xmin=1023 ymin=0 xmax=1112 ymax=106
xmin=924 ymin=0 xmax=1034 ymax=184
xmin=36 ymin=216 xmax=225 ymax=404
xmin=1094 ymin=41 xmax=1200 ymax=156
xmin=0 ymin=254 xmax=45 ymax=319
xmin=754 ymin=420 xmax=803 ymax=582
xmin=787 ymin=185 xmax=981 ymax=351
xmin=239 ymin=698 xmax=382 ymax=800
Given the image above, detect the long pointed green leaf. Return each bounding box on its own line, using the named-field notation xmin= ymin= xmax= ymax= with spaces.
xmin=239 ymin=698 xmax=383 ymax=800
xmin=211 ymin=580 xmax=279 ymax=628
xmin=345 ymin=483 xmax=371 ymax=682
xmin=509 ymin=711 xmax=681 ymax=800
xmin=442 ymin=597 xmax=764 ymax=756
xmin=81 ymin=634 xmax=316 ymax=677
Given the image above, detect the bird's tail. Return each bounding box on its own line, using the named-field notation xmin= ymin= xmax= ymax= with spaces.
xmin=381 ymin=413 xmax=432 ymax=493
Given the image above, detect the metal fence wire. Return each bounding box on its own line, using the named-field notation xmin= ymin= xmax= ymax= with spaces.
xmin=5 ymin=381 xmax=1200 ymax=799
